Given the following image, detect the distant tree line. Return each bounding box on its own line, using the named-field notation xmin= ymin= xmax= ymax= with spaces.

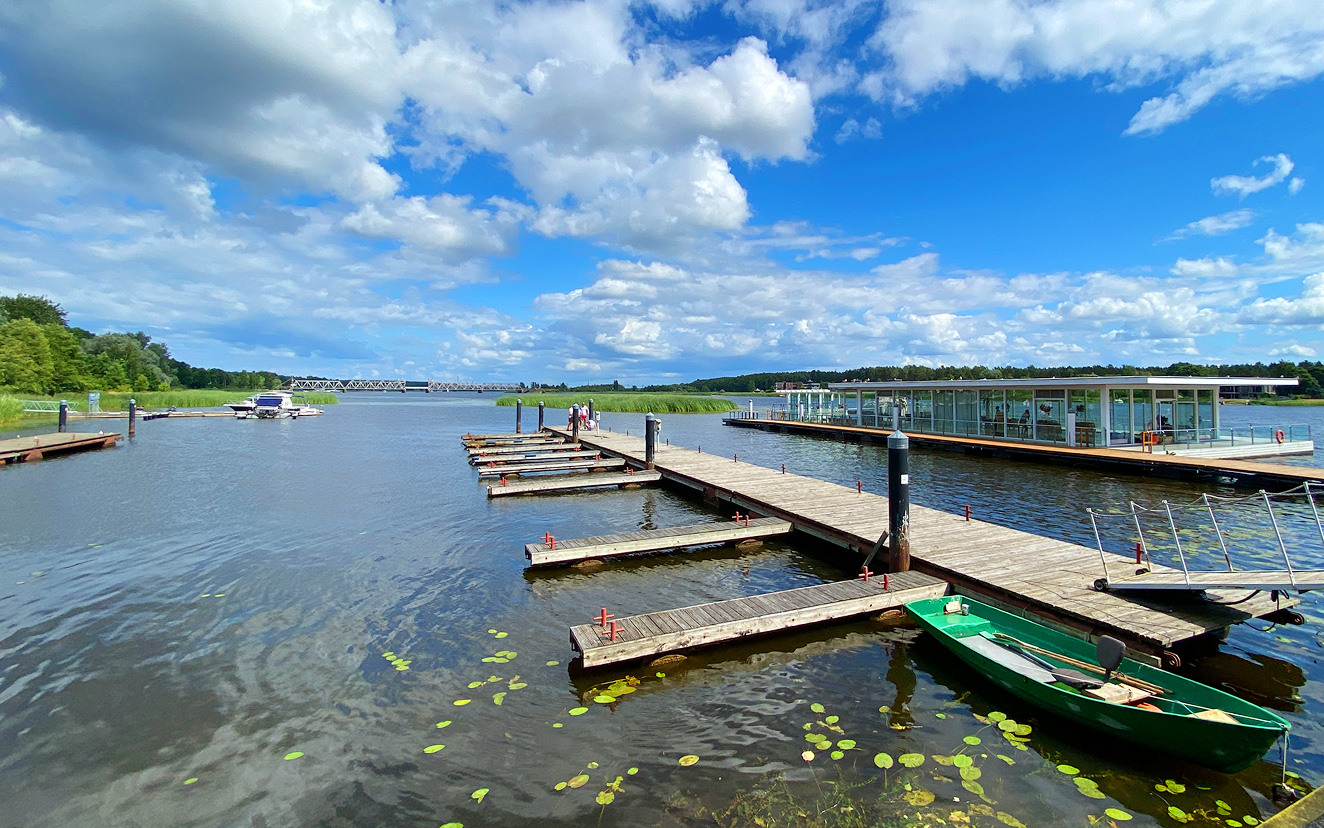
xmin=674 ymin=362 xmax=1324 ymax=397
xmin=0 ymin=294 xmax=284 ymax=394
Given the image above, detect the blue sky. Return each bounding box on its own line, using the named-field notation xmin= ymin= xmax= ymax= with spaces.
xmin=0 ymin=0 xmax=1321 ymax=384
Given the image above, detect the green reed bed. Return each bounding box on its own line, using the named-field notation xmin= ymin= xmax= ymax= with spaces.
xmin=494 ymin=393 xmax=738 ymax=414
xmin=97 ymin=390 xmax=339 ymax=409
xmin=0 ymin=395 xmax=25 ymax=428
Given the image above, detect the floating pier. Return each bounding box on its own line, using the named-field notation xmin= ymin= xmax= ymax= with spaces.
xmin=571 ymin=571 xmax=947 ymax=667
xmin=1 ymin=432 xmax=121 ymax=464
xmin=478 ymin=458 xmax=624 ymax=477
xmin=486 ymin=469 xmax=661 ymax=498
xmin=473 ymin=452 xmax=603 ymax=469
xmin=548 ymin=427 xmax=1298 ymax=665
xmin=526 ymin=517 xmax=792 ymax=566
xmin=468 ymin=443 xmax=580 ymax=457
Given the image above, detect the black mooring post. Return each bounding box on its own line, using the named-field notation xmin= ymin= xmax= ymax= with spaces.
xmin=888 ymin=430 xmax=910 ymax=572
xmin=538 ymin=401 xmax=545 ymax=431
xmin=588 ymin=398 xmax=595 ymax=424
xmin=58 ymin=399 xmax=68 ymax=433
xmin=571 ymin=404 xmax=580 ymax=443
xmin=515 ymin=398 xmax=523 ymax=434
xmin=128 ymin=398 xmax=137 ymax=437
xmin=645 ymin=412 xmax=656 ymax=469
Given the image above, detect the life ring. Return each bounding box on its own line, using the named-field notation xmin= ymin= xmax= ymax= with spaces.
xmin=1275 ymin=429 xmax=1286 ymax=444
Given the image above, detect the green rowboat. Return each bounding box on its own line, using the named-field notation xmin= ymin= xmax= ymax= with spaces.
xmin=905 ymin=595 xmax=1289 ymax=773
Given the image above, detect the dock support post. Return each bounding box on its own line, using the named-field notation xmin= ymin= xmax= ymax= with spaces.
xmin=128 ymin=398 xmax=137 ymax=437
xmin=588 ymin=398 xmax=595 ymax=424
xmin=888 ymin=430 xmax=910 ymax=572
xmin=572 ymin=405 xmax=580 ymax=444
xmin=515 ymin=398 xmax=523 ymax=434
xmin=538 ymin=401 xmax=545 ymax=432
xmin=58 ymin=400 xmax=68 ymax=432
xmin=645 ymin=412 xmax=656 ymax=469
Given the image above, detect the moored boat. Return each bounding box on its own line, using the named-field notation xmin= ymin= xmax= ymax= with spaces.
xmin=905 ymin=595 xmax=1288 ymax=773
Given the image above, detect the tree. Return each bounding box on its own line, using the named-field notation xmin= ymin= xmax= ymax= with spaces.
xmin=0 ymin=294 xmax=67 ymax=326
xmin=0 ymin=318 xmax=56 ymax=393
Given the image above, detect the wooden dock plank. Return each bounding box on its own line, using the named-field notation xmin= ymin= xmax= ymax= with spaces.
xmin=487 ymin=470 xmax=661 ymax=498
xmin=525 ymin=517 xmax=792 ymax=566
xmin=549 ymin=427 xmax=1299 ymax=657
xmin=571 ymin=573 xmax=949 ymax=667
xmin=1 ymin=432 xmax=121 ymax=464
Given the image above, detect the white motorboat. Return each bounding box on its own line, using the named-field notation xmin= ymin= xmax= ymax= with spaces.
xmin=243 ymin=392 xmax=324 ymax=419
xmin=224 ymin=396 xmax=257 ymax=417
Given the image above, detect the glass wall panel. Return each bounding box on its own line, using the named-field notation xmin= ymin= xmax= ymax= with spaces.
xmin=898 ymin=391 xmax=913 ymax=430
xmin=1084 ymin=389 xmax=1101 ymax=447
xmin=980 ymin=389 xmax=1006 ymax=436
xmin=862 ymin=391 xmax=876 ymax=427
xmin=1110 ymin=389 xmax=1131 ymax=444
xmin=1034 ymin=394 xmax=1065 ymax=442
xmin=1197 ymin=390 xmax=1214 ymax=437
xmin=956 ymin=390 xmax=979 ymax=436
xmin=1133 ymin=389 xmax=1154 ymax=440
xmin=934 ymin=390 xmax=955 ymax=434
xmin=912 ymin=391 xmax=932 ymax=431
xmin=1009 ymin=389 xmax=1033 ymax=438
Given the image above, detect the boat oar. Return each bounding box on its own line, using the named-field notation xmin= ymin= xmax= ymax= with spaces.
xmin=984 ymin=632 xmax=1166 ymax=696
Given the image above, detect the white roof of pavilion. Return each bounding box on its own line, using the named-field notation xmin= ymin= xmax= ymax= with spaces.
xmin=818 ymin=376 xmax=1298 ymax=392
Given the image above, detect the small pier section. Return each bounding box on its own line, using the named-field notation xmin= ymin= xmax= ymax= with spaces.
xmin=1 ymin=432 xmax=120 ymax=464
xmin=478 ymin=458 xmax=624 ymax=477
xmin=487 ymin=469 xmax=661 ymax=498
xmin=571 ymin=571 xmax=947 ymax=667
xmin=526 ymin=517 xmax=792 ymax=566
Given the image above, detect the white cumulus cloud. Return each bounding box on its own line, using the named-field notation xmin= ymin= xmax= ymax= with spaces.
xmin=1211 ymin=154 xmax=1295 ymax=198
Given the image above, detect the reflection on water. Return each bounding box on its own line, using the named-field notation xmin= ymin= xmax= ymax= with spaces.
xmin=0 ymin=394 xmax=1320 ymax=827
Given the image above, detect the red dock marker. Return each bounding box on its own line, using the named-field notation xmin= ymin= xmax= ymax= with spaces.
xmin=781 ymin=463 xmax=785 ymax=474
xmin=1134 ymin=542 xmax=1143 ymax=564
xmin=595 ymin=608 xmax=615 ymax=628
xmin=542 ymin=532 xmax=557 ymax=550
xmin=883 ymin=573 xmax=890 ymax=590
xmin=734 ymin=453 xmax=738 ymax=463
xmin=859 ymin=566 xmax=873 ymax=583
xmin=857 ymin=480 xmax=862 ymax=493
xmin=733 ymin=511 xmax=743 ymax=522
xmin=608 ymin=619 xmax=621 ymax=642
xmin=965 ymin=504 xmax=971 ymax=521
xmin=500 ymin=476 xmax=508 ymax=486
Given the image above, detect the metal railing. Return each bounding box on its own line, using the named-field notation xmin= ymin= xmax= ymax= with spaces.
xmin=779 ymin=412 xmax=1104 ymax=447
xmin=18 ymin=399 xmax=83 ymax=413
xmin=1134 ymin=423 xmax=1312 ymax=449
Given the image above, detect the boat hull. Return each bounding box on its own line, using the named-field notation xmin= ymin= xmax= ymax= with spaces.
xmin=905 ymin=596 xmax=1287 ymax=773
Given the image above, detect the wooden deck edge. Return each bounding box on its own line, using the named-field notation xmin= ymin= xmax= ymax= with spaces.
xmin=572 ymin=580 xmax=948 ymax=667
xmin=525 ymin=520 xmax=793 ymax=566
xmin=487 ymin=471 xmax=661 ymax=498
xmin=1259 ymin=784 xmax=1324 ymax=828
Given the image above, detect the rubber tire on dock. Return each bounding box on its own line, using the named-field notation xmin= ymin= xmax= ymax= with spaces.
xmin=1093 ymin=578 xmax=1109 ymax=592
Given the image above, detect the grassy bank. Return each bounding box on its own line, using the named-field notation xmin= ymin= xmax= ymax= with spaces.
xmin=1248 ymin=398 xmax=1324 ymax=406
xmin=6 ymin=389 xmax=339 ymax=413
xmin=0 ymin=395 xmax=24 ymax=428
xmin=494 ymin=392 xmax=737 ymax=414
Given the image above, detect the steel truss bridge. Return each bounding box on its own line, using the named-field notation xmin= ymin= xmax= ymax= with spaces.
xmin=284 ymin=378 xmax=527 ymax=393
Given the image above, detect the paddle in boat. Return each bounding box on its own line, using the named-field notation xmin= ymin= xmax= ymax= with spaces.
xmin=905 ymin=595 xmax=1289 ymax=773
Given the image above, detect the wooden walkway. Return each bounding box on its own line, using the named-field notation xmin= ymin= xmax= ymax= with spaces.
xmin=1 ymin=432 xmax=121 ymax=464
xmin=526 ymin=517 xmax=792 ymax=566
xmin=467 ymin=443 xmax=578 ymax=457
xmin=548 ymin=428 xmax=1298 ymax=663
xmin=725 ymin=418 xmax=1323 ymax=489
xmin=571 ymin=570 xmax=947 ymax=667
xmin=486 ymin=469 xmax=661 ymax=498
xmin=477 ymin=458 xmax=624 ymax=477
xmin=1108 ymin=570 xmax=1324 ymax=591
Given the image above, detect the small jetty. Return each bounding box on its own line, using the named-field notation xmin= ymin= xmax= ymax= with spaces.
xmin=1 ymin=432 xmax=120 ymax=464
xmin=525 ymin=517 xmax=792 ymax=566
xmin=486 ymin=469 xmax=661 ymax=498
xmin=478 ymin=458 xmax=624 ymax=477
xmin=468 ymin=443 xmax=583 ymax=458
xmin=570 ymin=571 xmax=947 ymax=667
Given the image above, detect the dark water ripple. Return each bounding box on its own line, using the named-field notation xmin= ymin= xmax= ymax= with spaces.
xmin=1 ymin=396 xmax=1322 ymax=827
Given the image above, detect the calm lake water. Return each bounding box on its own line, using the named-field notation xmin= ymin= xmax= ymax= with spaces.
xmin=2 ymin=395 xmax=1323 ymax=828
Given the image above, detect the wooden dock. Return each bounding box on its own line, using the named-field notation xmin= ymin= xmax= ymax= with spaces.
xmin=725 ymin=417 xmax=1323 ymax=489
xmin=547 ymin=428 xmax=1298 ymax=664
xmin=486 ymin=469 xmax=661 ymax=498
xmin=478 ymin=458 xmax=624 ymax=477
xmin=526 ymin=517 xmax=792 ymax=566
xmin=464 ymin=435 xmax=562 ymax=447
xmin=1 ymin=432 xmax=121 ymax=464
xmin=468 ymin=443 xmax=582 ymax=457
xmin=571 ymin=570 xmax=947 ymax=667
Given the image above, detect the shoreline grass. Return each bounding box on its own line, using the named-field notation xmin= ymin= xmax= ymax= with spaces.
xmin=7 ymin=389 xmax=339 ymax=411
xmin=0 ymin=395 xmax=24 ymax=428
xmin=1247 ymin=398 xmax=1324 ymax=406
xmin=495 ymin=392 xmax=737 ymax=414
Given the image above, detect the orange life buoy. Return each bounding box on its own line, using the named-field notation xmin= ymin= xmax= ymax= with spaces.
xmin=1276 ymin=429 xmax=1286 ymax=444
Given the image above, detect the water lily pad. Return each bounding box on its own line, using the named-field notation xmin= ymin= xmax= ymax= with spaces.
xmin=1166 ymin=780 xmax=1187 ymax=794
xmin=183 ymin=777 xmax=198 ymax=785
xmin=1155 ymin=783 xmax=1169 ymax=792
xmin=424 ymin=744 xmax=445 ymax=753
xmin=933 ymin=754 xmax=955 ymax=766
xmin=936 ymin=712 xmax=947 ymax=719
xmin=495 ymin=632 xmax=508 ymax=638
xmin=593 ymin=695 xmax=616 ymax=704
xmin=552 ymin=723 xmax=563 ymax=728
xmin=436 ymin=720 xmax=451 ymax=728
xmin=988 ymin=711 xmax=1006 ymax=722
xmin=824 ymin=714 xmax=839 ymax=724
xmin=492 ymin=692 xmax=506 ymax=705
xmin=1056 ymin=764 xmax=1079 ymax=775
xmin=899 ymin=753 xmax=925 ymax=768
xmin=454 ymin=699 xmax=471 ymax=706
xmin=1104 ymin=808 xmax=1132 ymax=821
xmin=678 ymin=755 xmax=700 ymax=766
xmin=960 ymin=766 xmax=982 ymax=782
xmin=962 ymin=779 xmax=986 ymax=797
xmin=996 ymin=812 xmax=1028 ymax=828
xmin=874 ymin=753 xmax=893 ymax=769
xmin=810 ymin=703 xmax=825 ymax=714
xmin=509 ymin=682 xmax=527 ymax=690
xmin=831 ymin=750 xmax=844 ymax=760
xmin=904 ymin=789 xmax=935 ymax=806
xmin=283 ymin=751 xmax=304 ymax=760
xmin=1074 ymin=778 xmax=1099 ymax=791
xmin=802 ymin=750 xmax=816 ymax=762
xmin=382 ymin=651 xmax=395 ymax=658
xmin=468 ymin=681 xmax=483 ymax=688
xmin=440 ymin=823 xmax=463 ymax=828
xmin=1244 ymin=818 xmax=1260 ymax=825
xmin=837 ymin=739 xmax=856 ymax=750
xmin=815 ymin=740 xmax=831 ymax=751
xmin=997 ymin=719 xmax=1018 ymax=732
xmin=996 ymin=754 xmax=1015 ymax=765
xmin=546 ymin=660 xmax=560 ymax=666
xmin=655 ymin=672 xmax=665 ymax=677
xmin=587 ymin=761 xmax=599 ymax=769
xmin=952 ymin=754 xmax=973 ymax=768
xmin=596 ymin=791 xmax=615 ymax=805
xmin=964 ymin=736 xmax=982 ymax=745
xmin=627 ymin=767 xmax=638 ymax=775
xmin=569 ymin=707 xmax=588 ymax=716
xmin=1168 ymin=806 xmax=1190 ymax=822
xmin=1014 ymin=723 xmax=1032 ymax=736
xmin=471 ymin=787 xmax=489 ymax=803
xmin=1079 ymin=787 xmax=1105 ymax=799
xmin=488 ymin=629 xmax=497 ymax=634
